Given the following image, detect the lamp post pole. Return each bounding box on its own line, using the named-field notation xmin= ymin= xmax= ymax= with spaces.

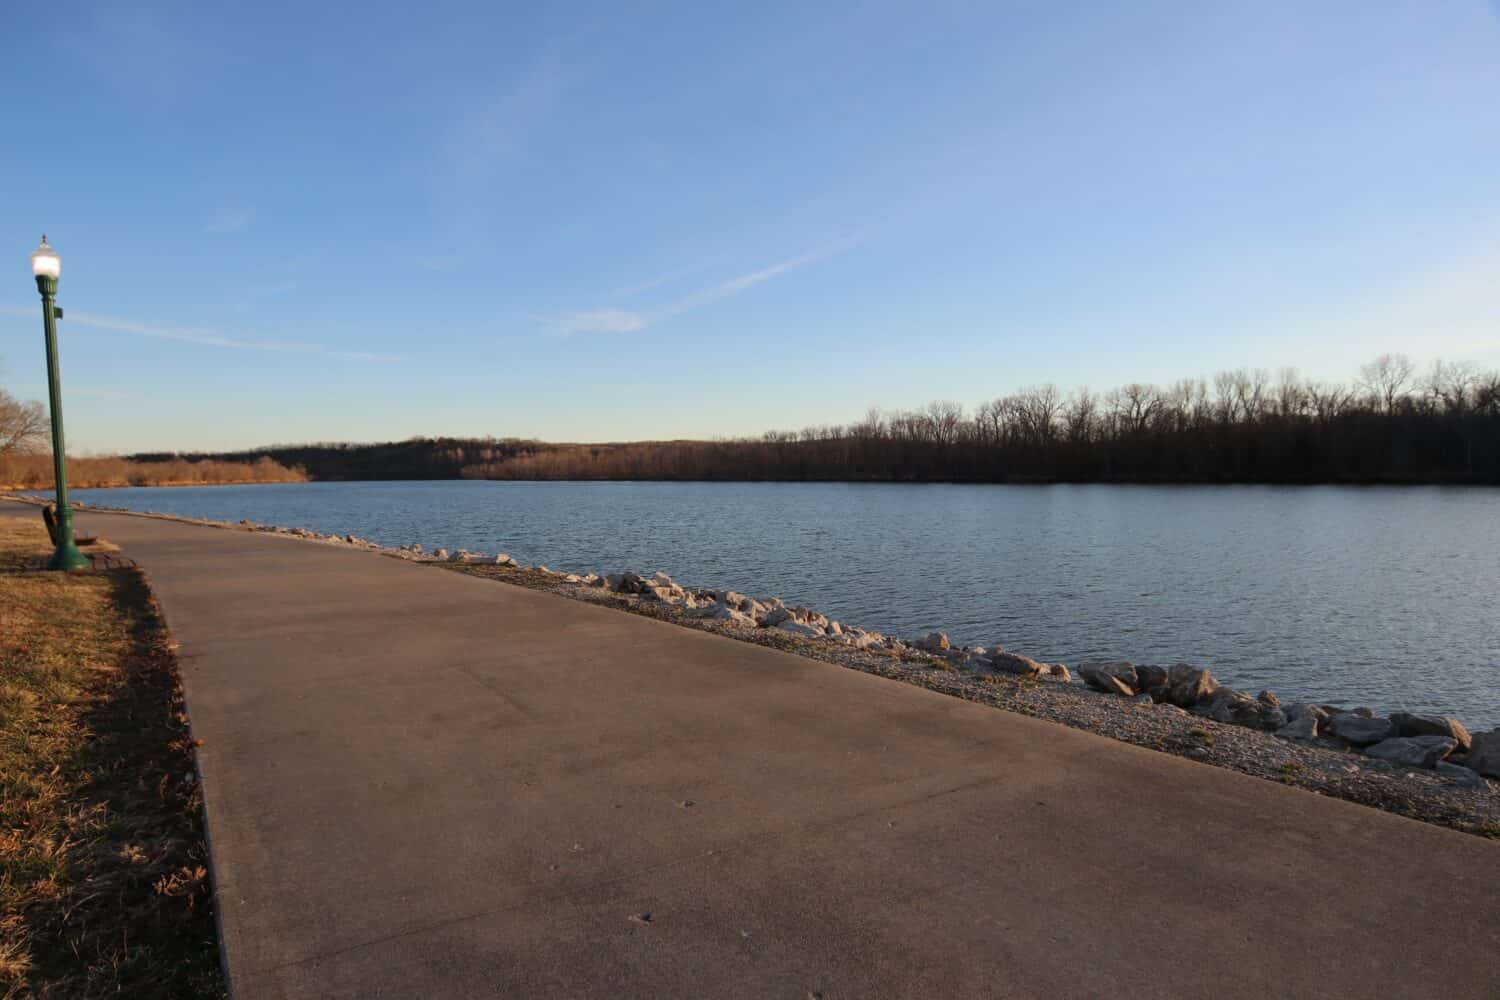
xmin=31 ymin=236 xmax=87 ymax=571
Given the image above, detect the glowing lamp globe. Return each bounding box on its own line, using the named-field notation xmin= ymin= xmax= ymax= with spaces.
xmin=31 ymin=236 xmax=61 ymax=280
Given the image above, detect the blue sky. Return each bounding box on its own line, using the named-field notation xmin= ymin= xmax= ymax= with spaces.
xmin=2 ymin=1 xmax=1498 ymax=453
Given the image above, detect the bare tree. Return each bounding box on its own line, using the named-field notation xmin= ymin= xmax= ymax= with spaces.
xmin=1274 ymin=367 xmax=1305 ymax=419
xmin=850 ymin=407 xmax=886 ymax=440
xmin=1063 ymin=388 xmax=1097 ymax=442
xmin=0 ymin=388 xmax=47 ymax=456
xmin=1359 ymin=353 xmax=1416 ymax=412
xmin=1235 ymin=369 xmax=1270 ymax=423
xmin=922 ymin=401 xmax=966 ymax=446
xmin=1212 ymin=370 xmax=1242 ymax=423
xmin=1012 ymin=384 xmax=1062 ymax=444
xmin=1475 ymin=372 xmax=1500 ymax=415
xmin=1304 ymin=380 xmax=1351 ymax=426
xmin=1207 ymin=368 xmax=1271 ymax=424
xmin=1116 ymin=383 xmax=1161 ymax=434
xmin=1160 ymin=379 xmax=1206 ymax=432
xmin=974 ymin=399 xmax=1004 ymax=446
xmin=1425 ymin=359 xmax=1480 ymax=414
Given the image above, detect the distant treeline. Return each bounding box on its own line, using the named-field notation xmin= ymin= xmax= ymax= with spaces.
xmin=131 ymin=437 xmax=487 ymax=481
xmin=134 ymin=355 xmax=1500 ymax=484
xmin=0 ymin=454 xmax=307 ymax=490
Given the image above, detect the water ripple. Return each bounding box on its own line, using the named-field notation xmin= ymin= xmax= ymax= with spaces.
xmin=69 ymin=480 xmax=1500 ymax=729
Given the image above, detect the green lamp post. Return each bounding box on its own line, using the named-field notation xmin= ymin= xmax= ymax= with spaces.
xmin=30 ymin=235 xmax=88 ymax=571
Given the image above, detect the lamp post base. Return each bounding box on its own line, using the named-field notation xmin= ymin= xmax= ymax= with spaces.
xmin=47 ymin=541 xmax=89 ymax=572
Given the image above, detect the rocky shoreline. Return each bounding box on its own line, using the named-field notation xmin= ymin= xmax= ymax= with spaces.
xmin=13 ymin=497 xmax=1498 ymax=839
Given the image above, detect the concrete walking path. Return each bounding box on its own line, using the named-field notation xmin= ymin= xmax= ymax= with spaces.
xmin=7 ymin=502 xmax=1498 ymax=997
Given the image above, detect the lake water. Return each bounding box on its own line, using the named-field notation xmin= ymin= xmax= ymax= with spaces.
xmin=65 ymin=480 xmax=1500 ymax=730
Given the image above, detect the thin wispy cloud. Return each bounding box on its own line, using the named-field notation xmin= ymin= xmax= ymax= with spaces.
xmin=610 ymin=264 xmax=704 ymax=298
xmin=1 ymin=307 xmax=402 ymax=362
xmin=546 ymin=232 xmax=867 ymax=337
xmin=654 ymin=234 xmax=865 ymax=322
xmin=546 ymin=309 xmax=647 ymax=336
xmin=442 ymin=46 xmax=567 ymax=196
xmin=230 ymin=280 xmax=297 ymax=309
xmin=206 ymin=207 xmax=255 ymax=233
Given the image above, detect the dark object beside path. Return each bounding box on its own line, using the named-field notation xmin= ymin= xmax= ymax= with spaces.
xmin=41 ymin=502 xmax=97 ymax=546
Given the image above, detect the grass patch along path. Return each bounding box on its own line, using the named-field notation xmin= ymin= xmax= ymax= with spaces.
xmin=0 ymin=516 xmax=223 ymax=998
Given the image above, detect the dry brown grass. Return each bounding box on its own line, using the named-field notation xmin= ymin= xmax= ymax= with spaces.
xmin=0 ymin=518 xmax=223 ymax=998
xmin=0 ymin=454 xmax=306 ymax=490
xmin=0 ymin=518 xmax=119 ymax=575
xmin=0 ymin=521 xmax=52 ymax=573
